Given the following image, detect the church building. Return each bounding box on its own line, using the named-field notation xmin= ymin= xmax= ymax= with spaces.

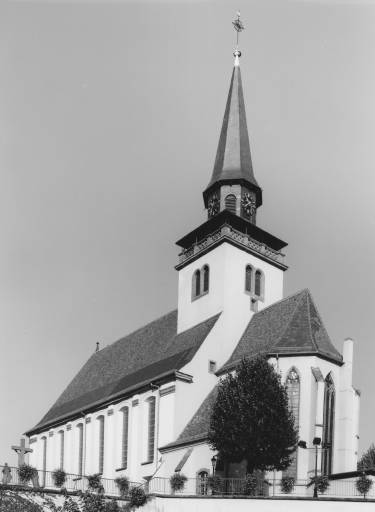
xmin=26 ymin=39 xmax=360 ymax=490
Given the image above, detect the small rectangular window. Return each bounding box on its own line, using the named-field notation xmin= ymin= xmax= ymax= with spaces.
xmin=208 ymin=360 xmax=217 ymax=373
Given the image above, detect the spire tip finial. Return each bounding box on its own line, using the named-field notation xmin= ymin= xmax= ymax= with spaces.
xmin=232 ymin=11 xmax=244 ymax=63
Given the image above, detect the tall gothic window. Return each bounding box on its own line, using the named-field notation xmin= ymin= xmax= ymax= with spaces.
xmin=121 ymin=407 xmax=129 ymax=469
xmin=254 ymin=269 xmax=263 ymax=297
xmin=193 ymin=270 xmax=201 ymax=298
xmin=77 ymin=424 xmax=84 ymax=476
xmin=41 ymin=436 xmax=47 ymax=486
xmin=203 ymin=265 xmax=209 ymax=293
xmin=146 ymin=397 xmax=156 ymax=463
xmin=98 ymin=416 xmax=105 ymax=474
xmin=322 ymin=374 xmax=335 ymax=475
xmin=283 ymin=368 xmax=300 ymax=478
xmin=225 ymin=194 xmax=237 ymax=214
xmin=245 ymin=265 xmax=253 ymax=292
xmin=58 ymin=430 xmax=65 ymax=470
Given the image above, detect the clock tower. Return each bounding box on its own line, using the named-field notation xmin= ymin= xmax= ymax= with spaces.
xmin=175 ymin=21 xmax=287 ymax=334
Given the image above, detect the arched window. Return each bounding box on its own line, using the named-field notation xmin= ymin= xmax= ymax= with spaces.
xmin=283 ymin=368 xmax=300 ymax=478
xmin=254 ymin=270 xmax=263 ymax=298
xmin=196 ymin=470 xmax=209 ymax=495
xmin=146 ymin=397 xmax=156 ymax=463
xmin=41 ymin=436 xmax=47 ymax=486
xmin=203 ymin=265 xmax=209 ymax=293
xmin=58 ymin=430 xmax=64 ymax=470
xmin=245 ymin=265 xmax=253 ymax=292
xmin=192 ymin=269 xmax=201 ymax=298
xmin=225 ymin=194 xmax=237 ymax=214
xmin=322 ymin=374 xmax=335 ymax=475
xmin=98 ymin=416 xmax=105 ymax=474
xmin=77 ymin=424 xmax=84 ymax=476
xmin=121 ymin=407 xmax=129 ymax=469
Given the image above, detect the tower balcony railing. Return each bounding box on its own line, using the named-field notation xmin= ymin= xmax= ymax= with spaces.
xmin=178 ymin=224 xmax=285 ymax=266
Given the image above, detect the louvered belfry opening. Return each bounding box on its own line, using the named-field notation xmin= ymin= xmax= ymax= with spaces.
xmin=224 ymin=194 xmax=237 ymax=214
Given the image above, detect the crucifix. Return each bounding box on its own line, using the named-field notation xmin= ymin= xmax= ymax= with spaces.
xmin=11 ymin=438 xmax=33 ymax=467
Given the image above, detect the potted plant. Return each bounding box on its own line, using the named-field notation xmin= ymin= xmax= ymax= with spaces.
xmin=52 ymin=468 xmax=67 ymax=488
xmin=169 ymin=472 xmax=187 ymax=493
xmin=17 ymin=464 xmax=38 ymax=486
xmin=129 ymin=486 xmax=147 ymax=508
xmin=356 ymin=473 xmax=373 ymax=499
xmin=242 ymin=473 xmax=258 ymax=496
xmin=280 ymin=475 xmax=295 ymax=494
xmin=114 ymin=476 xmax=130 ymax=497
xmin=87 ymin=473 xmax=103 ymax=493
xmin=208 ymin=475 xmax=222 ymax=495
xmin=307 ymin=475 xmax=330 ymax=494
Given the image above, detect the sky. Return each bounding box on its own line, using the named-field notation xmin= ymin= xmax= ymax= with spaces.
xmin=1 ymin=0 xmax=375 ymax=467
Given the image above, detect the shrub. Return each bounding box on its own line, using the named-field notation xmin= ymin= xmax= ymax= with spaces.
xmin=356 ymin=473 xmax=373 ymax=499
xmin=169 ymin=473 xmax=187 ymax=492
xmin=129 ymin=486 xmax=147 ymax=508
xmin=207 ymin=475 xmax=222 ymax=494
xmin=52 ymin=468 xmax=67 ymax=487
xmin=114 ymin=476 xmax=130 ymax=497
xmin=307 ymin=475 xmax=330 ymax=494
xmin=280 ymin=475 xmax=295 ymax=494
xmin=17 ymin=464 xmax=38 ymax=485
xmin=104 ymin=500 xmax=121 ymax=511
xmin=242 ymin=473 xmax=258 ymax=496
xmin=81 ymin=490 xmax=105 ymax=512
xmin=87 ymin=473 xmax=103 ymax=492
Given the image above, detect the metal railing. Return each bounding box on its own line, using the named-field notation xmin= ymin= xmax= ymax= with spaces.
xmin=0 ymin=465 xmax=141 ymax=498
xmin=148 ymin=476 xmax=375 ymax=499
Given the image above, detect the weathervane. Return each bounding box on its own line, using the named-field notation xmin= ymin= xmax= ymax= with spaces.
xmin=232 ymin=11 xmax=245 ymax=57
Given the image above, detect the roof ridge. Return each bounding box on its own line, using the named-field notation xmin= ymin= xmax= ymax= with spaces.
xmin=99 ymin=309 xmax=177 ymax=352
xmin=306 ymin=292 xmax=319 ymax=352
xmin=252 ymin=288 xmax=309 ymax=319
xmin=272 ymin=289 xmax=308 ymax=348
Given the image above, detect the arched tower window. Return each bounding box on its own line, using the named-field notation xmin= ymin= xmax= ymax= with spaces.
xmin=245 ymin=265 xmax=253 ymax=292
xmin=225 ymin=194 xmax=237 ymax=214
xmin=120 ymin=407 xmax=129 ymax=470
xmin=203 ymin=265 xmax=209 ymax=293
xmin=97 ymin=416 xmax=105 ymax=474
xmin=283 ymin=368 xmax=300 ymax=478
xmin=192 ymin=269 xmax=201 ymax=298
xmin=322 ymin=374 xmax=335 ymax=475
xmin=77 ymin=424 xmax=84 ymax=476
xmin=254 ymin=269 xmax=263 ymax=298
xmin=58 ymin=430 xmax=64 ymax=470
xmin=146 ymin=397 xmax=156 ymax=463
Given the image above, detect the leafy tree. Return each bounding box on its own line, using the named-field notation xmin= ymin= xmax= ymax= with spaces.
xmin=358 ymin=444 xmax=375 ymax=471
xmin=208 ymin=356 xmax=298 ymax=473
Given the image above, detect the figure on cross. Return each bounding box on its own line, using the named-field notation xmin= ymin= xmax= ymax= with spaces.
xmin=11 ymin=438 xmax=33 ymax=467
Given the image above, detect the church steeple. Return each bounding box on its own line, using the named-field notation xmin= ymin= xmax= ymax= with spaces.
xmin=203 ymin=14 xmax=262 ymax=223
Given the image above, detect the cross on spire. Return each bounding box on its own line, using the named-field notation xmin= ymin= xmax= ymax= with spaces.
xmin=232 ymin=11 xmax=245 ymax=60
xmin=11 ymin=438 xmax=33 ymax=467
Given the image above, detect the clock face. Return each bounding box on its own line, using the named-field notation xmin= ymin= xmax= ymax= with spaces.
xmin=208 ymin=195 xmax=220 ymax=217
xmin=241 ymin=192 xmax=256 ymax=218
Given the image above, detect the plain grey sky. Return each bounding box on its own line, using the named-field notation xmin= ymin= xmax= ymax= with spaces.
xmin=1 ymin=0 xmax=375 ymax=466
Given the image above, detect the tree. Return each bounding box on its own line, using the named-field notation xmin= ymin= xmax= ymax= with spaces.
xmin=208 ymin=356 xmax=298 ymax=473
xmin=358 ymin=444 xmax=375 ymax=471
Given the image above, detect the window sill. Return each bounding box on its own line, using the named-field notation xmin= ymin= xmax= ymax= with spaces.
xmin=115 ymin=467 xmax=128 ymax=472
xmin=141 ymin=461 xmax=154 ymax=466
xmin=191 ymin=290 xmax=209 ymax=302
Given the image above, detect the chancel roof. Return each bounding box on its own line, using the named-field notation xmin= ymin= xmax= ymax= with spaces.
xmin=220 ymin=288 xmax=342 ymax=373
xmin=27 ymin=311 xmax=220 ymax=435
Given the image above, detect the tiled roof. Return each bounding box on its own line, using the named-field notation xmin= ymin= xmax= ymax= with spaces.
xmin=27 ymin=311 xmax=220 ymax=435
xmin=220 ymin=289 xmax=342 ymax=373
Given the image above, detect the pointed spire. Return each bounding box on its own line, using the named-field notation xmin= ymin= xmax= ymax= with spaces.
xmin=203 ymin=15 xmax=262 ymax=209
